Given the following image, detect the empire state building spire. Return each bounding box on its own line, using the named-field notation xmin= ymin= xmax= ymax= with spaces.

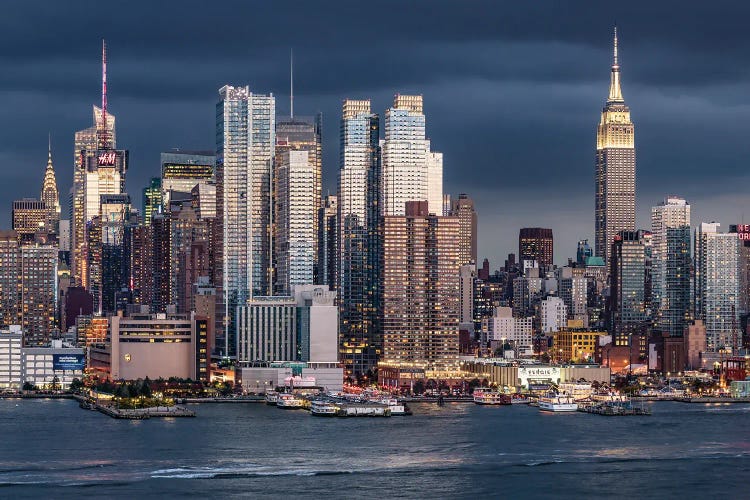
xmin=608 ymin=26 xmax=624 ymax=103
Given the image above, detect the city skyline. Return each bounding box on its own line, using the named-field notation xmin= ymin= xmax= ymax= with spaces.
xmin=0 ymin=3 xmax=749 ymax=266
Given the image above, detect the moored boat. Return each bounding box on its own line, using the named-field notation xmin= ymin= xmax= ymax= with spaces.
xmin=538 ymin=392 xmax=578 ymax=412
xmin=276 ymin=393 xmax=305 ymax=409
xmin=310 ymin=400 xmax=338 ymax=416
xmin=265 ymin=391 xmax=279 ymax=406
xmin=473 ymin=391 xmax=512 ymax=405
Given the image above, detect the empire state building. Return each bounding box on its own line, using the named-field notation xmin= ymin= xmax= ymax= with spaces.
xmin=595 ymin=28 xmax=635 ymax=264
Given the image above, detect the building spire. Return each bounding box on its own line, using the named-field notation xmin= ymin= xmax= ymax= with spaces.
xmin=608 ymin=26 xmax=624 ymax=103
xmin=98 ymin=39 xmax=108 ymax=149
xmin=290 ymin=48 xmax=294 ymax=119
xmin=47 ymin=132 xmax=52 ymax=166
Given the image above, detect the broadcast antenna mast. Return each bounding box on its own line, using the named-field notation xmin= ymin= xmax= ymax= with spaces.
xmin=99 ymin=39 xmax=108 ymax=149
xmin=290 ymin=48 xmax=294 ymax=119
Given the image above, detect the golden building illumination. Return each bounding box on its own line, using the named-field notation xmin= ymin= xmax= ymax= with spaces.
xmin=595 ymin=27 xmax=636 ymax=264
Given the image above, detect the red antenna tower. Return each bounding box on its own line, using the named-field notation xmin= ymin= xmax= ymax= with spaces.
xmin=99 ymin=39 xmax=108 ymax=149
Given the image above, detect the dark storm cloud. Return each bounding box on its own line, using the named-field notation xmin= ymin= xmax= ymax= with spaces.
xmin=0 ymin=0 xmax=749 ymax=265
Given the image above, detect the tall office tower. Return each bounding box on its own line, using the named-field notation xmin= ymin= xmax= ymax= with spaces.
xmin=41 ymin=140 xmax=61 ymax=233
xmin=694 ymin=223 xmax=740 ymax=352
xmin=337 ymin=99 xmax=381 ymax=377
xmin=380 ymin=202 xmax=460 ymax=383
xmin=381 ymin=94 xmax=442 ymax=216
xmin=651 ymin=197 xmax=691 ymax=336
xmin=609 ymin=231 xmax=647 ymax=345
xmin=12 ymin=199 xmax=50 ymax=242
xmin=96 ymin=194 xmax=131 ymax=314
xmin=519 ymin=228 xmax=554 ymax=270
xmin=72 ymin=45 xmax=117 ymax=286
xmin=275 ymin=115 xmax=322 ymax=282
xmin=216 ymin=85 xmax=275 ymax=355
xmin=595 ymin=28 xmax=636 ymax=263
xmin=0 ymin=232 xmax=21 ymax=328
xmin=142 ymin=177 xmax=162 ymax=226
xmin=19 ymin=241 xmax=58 ymax=346
xmin=274 ymin=150 xmax=316 ymax=293
xmin=160 ymin=150 xmax=215 ymax=208
xmin=450 ymin=194 xmax=478 ymax=266
xmin=191 ymin=182 xmax=217 ymax=219
xmin=318 ymin=194 xmax=337 ymax=288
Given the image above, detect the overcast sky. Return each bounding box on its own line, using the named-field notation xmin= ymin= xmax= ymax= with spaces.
xmin=1 ymin=1 xmax=748 ymax=266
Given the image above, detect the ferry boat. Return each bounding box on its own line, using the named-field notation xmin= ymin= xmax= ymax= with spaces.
xmin=538 ymin=392 xmax=578 ymax=412
xmin=510 ymin=393 xmax=532 ymax=404
xmin=473 ymin=391 xmax=512 ymax=405
xmin=377 ymin=397 xmax=411 ymax=415
xmin=265 ymin=391 xmax=279 ymax=405
xmin=310 ymin=400 xmax=338 ymax=417
xmin=276 ymin=393 xmax=305 ymax=409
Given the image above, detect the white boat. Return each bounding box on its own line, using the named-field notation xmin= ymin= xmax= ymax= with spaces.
xmin=591 ymin=391 xmax=629 ymax=402
xmin=310 ymin=400 xmax=338 ymax=416
xmin=265 ymin=391 xmax=279 ymax=405
xmin=473 ymin=391 xmax=511 ymax=405
xmin=276 ymin=393 xmax=305 ymax=409
xmin=377 ymin=397 xmax=410 ymax=415
xmin=538 ymin=392 xmax=578 ymax=412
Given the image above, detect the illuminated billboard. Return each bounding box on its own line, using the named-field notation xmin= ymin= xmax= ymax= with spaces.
xmin=53 ymin=353 xmax=85 ymax=371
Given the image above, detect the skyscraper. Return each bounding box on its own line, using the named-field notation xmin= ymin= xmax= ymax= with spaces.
xmin=609 ymin=230 xmax=647 ymax=345
xmin=215 ymin=85 xmax=275 ymax=355
xmin=274 ymin=150 xmax=316 ymax=293
xmin=381 ymin=94 xmax=442 ymax=216
xmin=694 ymin=223 xmax=740 ymax=352
xmin=160 ymin=150 xmax=215 ymax=208
xmin=519 ymin=228 xmax=554 ymax=269
xmin=651 ymin=197 xmax=691 ymax=336
xmin=72 ymin=42 xmax=116 ymax=286
xmin=450 ymin=193 xmax=478 ymax=266
xmin=337 ymin=99 xmax=381 ymax=377
xmin=318 ymin=194 xmax=338 ymax=288
xmin=379 ymin=201 xmax=460 ymax=385
xmin=274 ymin=115 xmax=322 ymax=283
xmin=41 ymin=139 xmax=61 ymax=233
xmin=142 ymin=177 xmax=162 ymax=226
xmin=595 ymin=28 xmax=636 ymax=263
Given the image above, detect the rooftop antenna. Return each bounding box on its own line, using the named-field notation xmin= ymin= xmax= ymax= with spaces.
xmin=290 ymin=48 xmax=294 ymax=119
xmin=99 ymin=39 xmax=108 ymax=149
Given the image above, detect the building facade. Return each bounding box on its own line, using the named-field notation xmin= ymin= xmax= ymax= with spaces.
xmin=216 ymin=85 xmax=275 ymax=356
xmin=450 ymin=193 xmax=478 ymax=266
xmin=519 ymin=227 xmax=553 ymax=270
xmin=651 ymin=197 xmax=691 ymax=336
xmin=595 ymin=29 xmax=636 ymax=263
xmin=609 ymin=231 xmax=647 ymax=345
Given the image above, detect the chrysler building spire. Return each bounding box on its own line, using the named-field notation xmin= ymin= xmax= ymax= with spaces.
xmin=41 ymin=135 xmax=61 ymax=231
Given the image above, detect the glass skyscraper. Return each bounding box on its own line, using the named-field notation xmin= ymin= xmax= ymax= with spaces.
xmin=651 ymin=197 xmax=691 ymax=337
xmin=609 ymin=230 xmax=647 ymax=345
xmin=337 ymin=99 xmax=381 ymax=377
xmin=595 ymin=28 xmax=636 ymax=264
xmin=216 ymin=85 xmax=275 ymax=356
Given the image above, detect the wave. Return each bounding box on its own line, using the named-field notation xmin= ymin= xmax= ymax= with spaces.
xmin=151 ymin=466 xmax=356 ymax=479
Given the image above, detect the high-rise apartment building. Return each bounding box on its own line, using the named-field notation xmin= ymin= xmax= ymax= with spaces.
xmin=381 ymin=94 xmax=442 ymax=216
xmin=694 ymin=223 xmax=740 ymax=352
xmin=216 ymin=85 xmax=275 ymax=355
xmin=0 ymin=232 xmax=21 ymax=329
xmin=519 ymin=228 xmax=553 ymax=270
xmin=450 ymin=194 xmax=478 ymax=266
xmin=380 ymin=201 xmax=460 ymax=381
xmin=337 ymin=99 xmax=381 ymax=377
xmin=12 ymin=199 xmax=50 ymax=241
xmin=275 ymin=115 xmax=322 ymax=283
xmin=651 ymin=197 xmax=691 ymax=336
xmin=609 ymin=230 xmax=647 ymax=345
xmin=729 ymin=225 xmax=750 ymax=315
xmin=541 ymin=296 xmax=567 ymax=333
xmin=274 ymin=150 xmax=316 ymax=293
xmin=318 ymin=194 xmax=337 ymax=288
xmin=595 ymin=28 xmax=636 ymax=263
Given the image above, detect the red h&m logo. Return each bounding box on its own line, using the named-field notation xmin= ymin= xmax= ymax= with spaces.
xmin=98 ymin=151 xmax=117 ymax=166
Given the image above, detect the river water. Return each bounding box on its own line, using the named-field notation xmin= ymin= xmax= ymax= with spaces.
xmin=1 ymin=399 xmax=748 ymax=498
